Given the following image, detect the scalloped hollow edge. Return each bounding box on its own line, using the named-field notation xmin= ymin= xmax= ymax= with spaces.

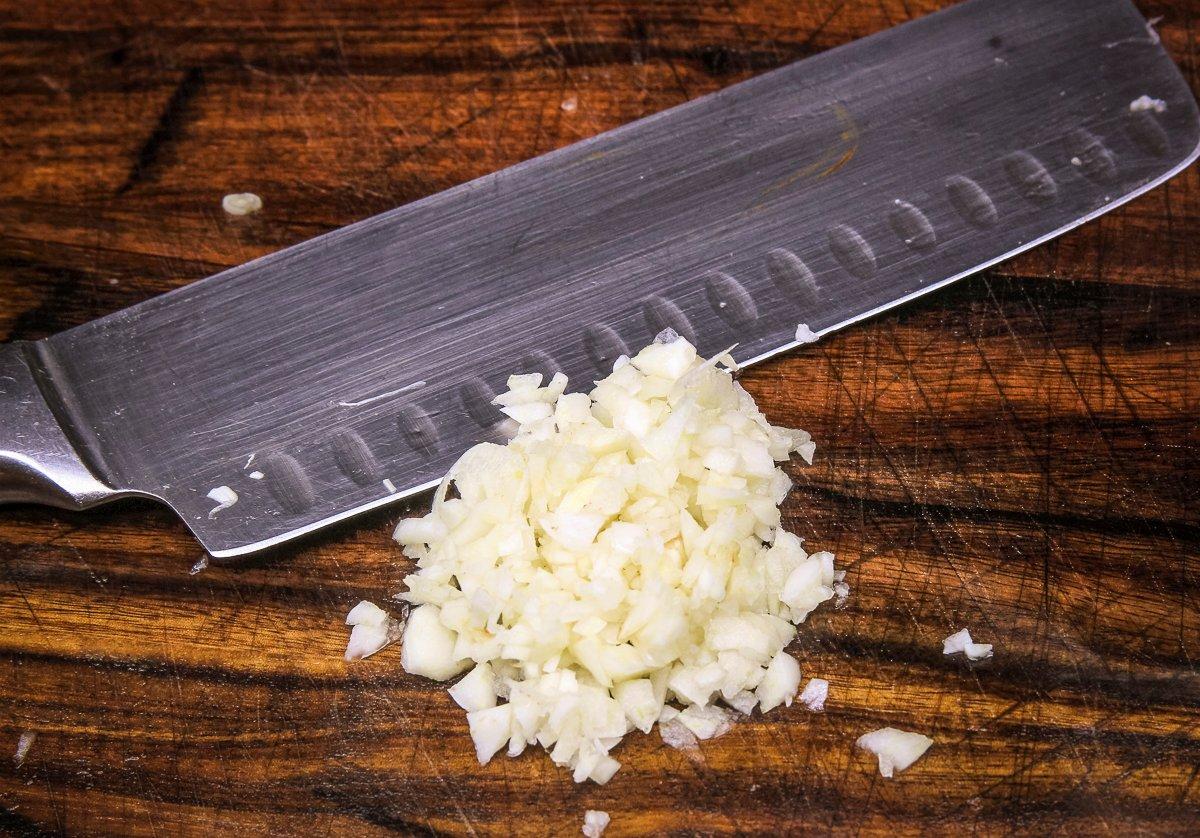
xmin=202 ymin=132 xmax=1200 ymax=559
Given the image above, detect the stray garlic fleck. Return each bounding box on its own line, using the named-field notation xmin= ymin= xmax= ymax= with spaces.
xmin=799 ymin=678 xmax=828 ymax=711
xmin=795 ymin=323 xmax=820 ymax=344
xmin=856 ymin=728 xmax=933 ymax=777
xmin=14 ymin=731 xmax=35 ymax=768
xmin=222 ymin=192 xmax=263 ymax=216
xmin=1128 ymin=94 xmax=1167 ymax=114
xmin=582 ymin=810 xmax=610 ymax=837
xmin=942 ymin=628 xmax=993 ymax=661
xmin=206 ymin=485 xmax=238 ymax=518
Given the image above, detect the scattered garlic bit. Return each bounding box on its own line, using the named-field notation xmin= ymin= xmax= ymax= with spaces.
xmin=561 ymin=96 xmax=579 ymax=113
xmin=399 ymin=603 xmax=466 ymax=678
xmin=14 ymin=731 xmax=35 ymax=768
xmin=942 ymin=628 xmax=993 ymax=661
xmin=726 ymin=690 xmax=758 ymax=715
xmin=205 ymin=486 xmax=238 ymax=519
xmin=795 ymin=323 xmax=820 ymax=344
xmin=393 ymin=334 xmax=838 ymax=783
xmin=1144 ymin=16 xmax=1163 ymax=46
xmin=799 ymin=677 xmax=828 ymax=711
xmin=856 ymin=728 xmax=933 ymax=777
xmin=190 ymin=554 xmax=210 ymax=575
xmin=248 ymin=470 xmax=264 ymax=480
xmin=1129 ymin=94 xmax=1167 ymax=114
xmin=582 ymin=810 xmax=610 ymax=837
xmin=659 ymin=717 xmax=702 ymax=760
xmin=222 ymin=192 xmax=263 ymax=216
xmin=678 ymin=704 xmax=735 ymax=740
xmin=344 ymin=600 xmax=401 ymax=662
xmin=833 ymin=581 xmax=850 ymax=608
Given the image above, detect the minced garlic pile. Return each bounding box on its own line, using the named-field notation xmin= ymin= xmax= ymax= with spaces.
xmin=368 ymin=333 xmax=844 ymax=783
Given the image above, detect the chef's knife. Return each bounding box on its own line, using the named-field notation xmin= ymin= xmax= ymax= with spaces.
xmin=1 ymin=0 xmax=1197 ymax=558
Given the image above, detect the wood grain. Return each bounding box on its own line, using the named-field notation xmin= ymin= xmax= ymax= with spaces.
xmin=1 ymin=0 xmax=1198 ymax=835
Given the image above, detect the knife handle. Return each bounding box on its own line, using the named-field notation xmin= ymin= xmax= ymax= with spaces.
xmin=0 ymin=341 xmax=120 ymax=509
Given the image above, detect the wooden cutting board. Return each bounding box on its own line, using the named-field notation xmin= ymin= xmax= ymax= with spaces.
xmin=1 ymin=1 xmax=1197 ymax=834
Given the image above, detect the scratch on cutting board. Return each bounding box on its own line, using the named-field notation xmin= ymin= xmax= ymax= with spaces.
xmin=118 ymin=67 xmax=205 ymax=194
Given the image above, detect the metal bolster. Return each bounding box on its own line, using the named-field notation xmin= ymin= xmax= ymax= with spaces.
xmin=0 ymin=341 xmax=120 ymax=509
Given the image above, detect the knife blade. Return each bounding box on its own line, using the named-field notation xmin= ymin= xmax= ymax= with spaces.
xmin=1 ymin=0 xmax=1196 ymax=558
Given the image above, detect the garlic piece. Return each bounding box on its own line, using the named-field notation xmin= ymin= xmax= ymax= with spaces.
xmin=449 ymin=663 xmax=498 ymax=712
xmin=755 ymin=651 xmax=801 ymax=712
xmin=613 ymin=678 xmax=661 ymax=734
xmin=799 ymin=678 xmax=828 ymax=711
xmin=343 ymin=600 xmax=396 ymax=661
xmin=1129 ymin=94 xmax=1167 ymax=113
xmin=221 ymin=192 xmax=263 ymax=216
xmin=581 ymin=810 xmax=610 ymax=837
xmin=14 ymin=731 xmax=35 ymax=768
xmin=942 ymin=628 xmax=993 ymax=661
xmin=677 ymin=704 xmax=735 ymax=740
xmin=856 ymin=728 xmax=933 ymax=777
xmin=205 ymin=485 xmax=238 ymax=518
xmin=795 ymin=323 xmax=820 ymax=344
xmin=400 ymin=605 xmax=469 ymax=680
xmin=466 ymin=704 xmax=513 ymax=764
